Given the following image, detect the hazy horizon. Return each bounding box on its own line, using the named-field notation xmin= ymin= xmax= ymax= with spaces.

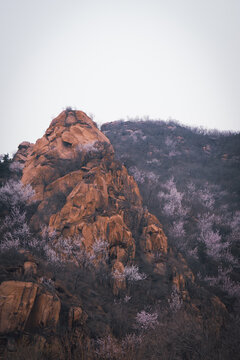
xmin=1 ymin=0 xmax=240 ymax=155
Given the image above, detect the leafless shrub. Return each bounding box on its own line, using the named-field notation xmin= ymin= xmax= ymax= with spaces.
xmin=95 ymin=335 xmax=121 ymax=359
xmin=95 ymin=333 xmax=143 ymax=360
xmin=168 ymin=285 xmax=183 ymax=312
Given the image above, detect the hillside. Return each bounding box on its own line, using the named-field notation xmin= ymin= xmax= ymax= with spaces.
xmin=101 ymin=119 xmax=240 ymax=207
xmin=102 ymin=119 xmax=240 ymax=312
xmin=0 ymin=111 xmax=238 ymax=359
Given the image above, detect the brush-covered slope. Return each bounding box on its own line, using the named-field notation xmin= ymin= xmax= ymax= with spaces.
xmin=101 ymin=119 xmax=240 ymax=208
xmin=101 ymin=119 xmax=240 ymax=311
xmin=0 ymin=111 xmax=229 ymax=359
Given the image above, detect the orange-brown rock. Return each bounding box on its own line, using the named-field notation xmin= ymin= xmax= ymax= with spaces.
xmin=20 ymin=110 xmax=183 ymax=295
xmin=0 ymin=281 xmax=38 ymax=333
xmin=112 ymin=261 xmax=126 ymax=296
xmin=68 ymin=306 xmax=87 ymax=329
xmin=26 ymin=292 xmax=61 ymax=329
xmin=22 ymin=110 xmax=113 ymax=202
xmin=13 ymin=141 xmax=34 ymax=164
xmin=0 ymin=279 xmax=61 ymax=336
xmin=140 ymin=212 xmax=168 ymax=256
xmin=23 ymin=261 xmax=37 ymax=275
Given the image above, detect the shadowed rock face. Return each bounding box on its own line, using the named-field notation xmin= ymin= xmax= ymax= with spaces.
xmin=0 ymin=281 xmax=60 ymax=334
xmin=0 ymin=281 xmax=38 ymax=334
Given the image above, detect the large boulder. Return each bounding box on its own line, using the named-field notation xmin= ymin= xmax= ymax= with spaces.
xmin=26 ymin=292 xmax=61 ymax=329
xmin=0 ymin=281 xmax=61 ymax=334
xmin=0 ymin=281 xmax=38 ymax=333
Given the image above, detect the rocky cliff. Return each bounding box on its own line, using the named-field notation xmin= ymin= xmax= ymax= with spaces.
xmin=21 ymin=109 xmax=171 ymax=287
xmin=0 ymin=110 xmax=228 ymax=359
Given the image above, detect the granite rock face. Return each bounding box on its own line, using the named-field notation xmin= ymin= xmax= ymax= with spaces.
xmin=0 ymin=281 xmax=38 ymax=334
xmin=21 ymin=110 xmax=170 ymax=293
xmin=13 ymin=141 xmax=34 ymax=164
xmin=0 ymin=280 xmax=61 ymax=334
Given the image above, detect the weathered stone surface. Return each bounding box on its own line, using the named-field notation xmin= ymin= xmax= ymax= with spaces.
xmin=0 ymin=281 xmax=38 ymax=334
xmin=0 ymin=280 xmax=61 ymax=335
xmin=112 ymin=261 xmax=126 ymax=296
xmin=27 ymin=292 xmax=61 ymax=329
xmin=22 ymin=110 xmax=113 ymax=202
xmin=13 ymin=141 xmax=34 ymax=164
xmin=68 ymin=306 xmax=87 ymax=329
xmin=140 ymin=212 xmax=168 ymax=264
xmin=20 ymin=110 xmax=186 ymax=294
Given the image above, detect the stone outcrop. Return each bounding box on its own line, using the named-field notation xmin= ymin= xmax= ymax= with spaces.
xmin=0 ymin=280 xmax=61 ymax=335
xmin=13 ymin=141 xmax=34 ymax=164
xmin=22 ymin=110 xmax=113 ymax=203
xmin=21 ymin=110 xmax=171 ymax=293
xmin=0 ymin=281 xmax=38 ymax=334
xmin=68 ymin=306 xmax=87 ymax=329
xmin=26 ymin=292 xmax=61 ymax=329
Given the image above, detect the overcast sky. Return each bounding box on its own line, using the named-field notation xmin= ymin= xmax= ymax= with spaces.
xmin=0 ymin=0 xmax=239 ymax=154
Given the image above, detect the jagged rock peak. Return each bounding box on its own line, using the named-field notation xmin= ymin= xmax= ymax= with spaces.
xmin=22 ymin=110 xmax=114 ymax=201
xmin=47 ymin=109 xmax=111 ymax=147
xmin=21 ymin=111 xmax=169 ymax=286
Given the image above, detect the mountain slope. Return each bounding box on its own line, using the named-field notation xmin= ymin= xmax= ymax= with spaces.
xmin=0 ymin=111 xmax=230 ymax=359
xmin=101 ymin=119 xmax=240 ymax=311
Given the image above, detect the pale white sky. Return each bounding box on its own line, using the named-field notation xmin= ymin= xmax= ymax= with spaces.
xmin=0 ymin=0 xmax=239 ymax=154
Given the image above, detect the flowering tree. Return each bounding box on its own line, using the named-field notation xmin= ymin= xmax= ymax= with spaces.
xmin=112 ymin=265 xmax=146 ymax=282
xmin=0 ymin=179 xmax=36 ymax=252
xmin=198 ymin=214 xmax=230 ymax=260
xmin=9 ymin=161 xmax=24 ymax=174
xmin=135 ymin=310 xmax=158 ymax=331
xmin=170 ymin=220 xmax=186 ymax=241
xmin=44 ymin=235 xmax=91 ymax=267
xmin=0 ymin=180 xmax=35 ymax=209
xmin=158 ymin=177 xmax=187 ymax=218
xmin=0 ymin=207 xmax=33 ymax=251
xmin=229 ymin=211 xmax=240 ymax=244
xmin=91 ymin=239 xmax=109 ymax=263
xmin=204 ymin=266 xmax=240 ymax=299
